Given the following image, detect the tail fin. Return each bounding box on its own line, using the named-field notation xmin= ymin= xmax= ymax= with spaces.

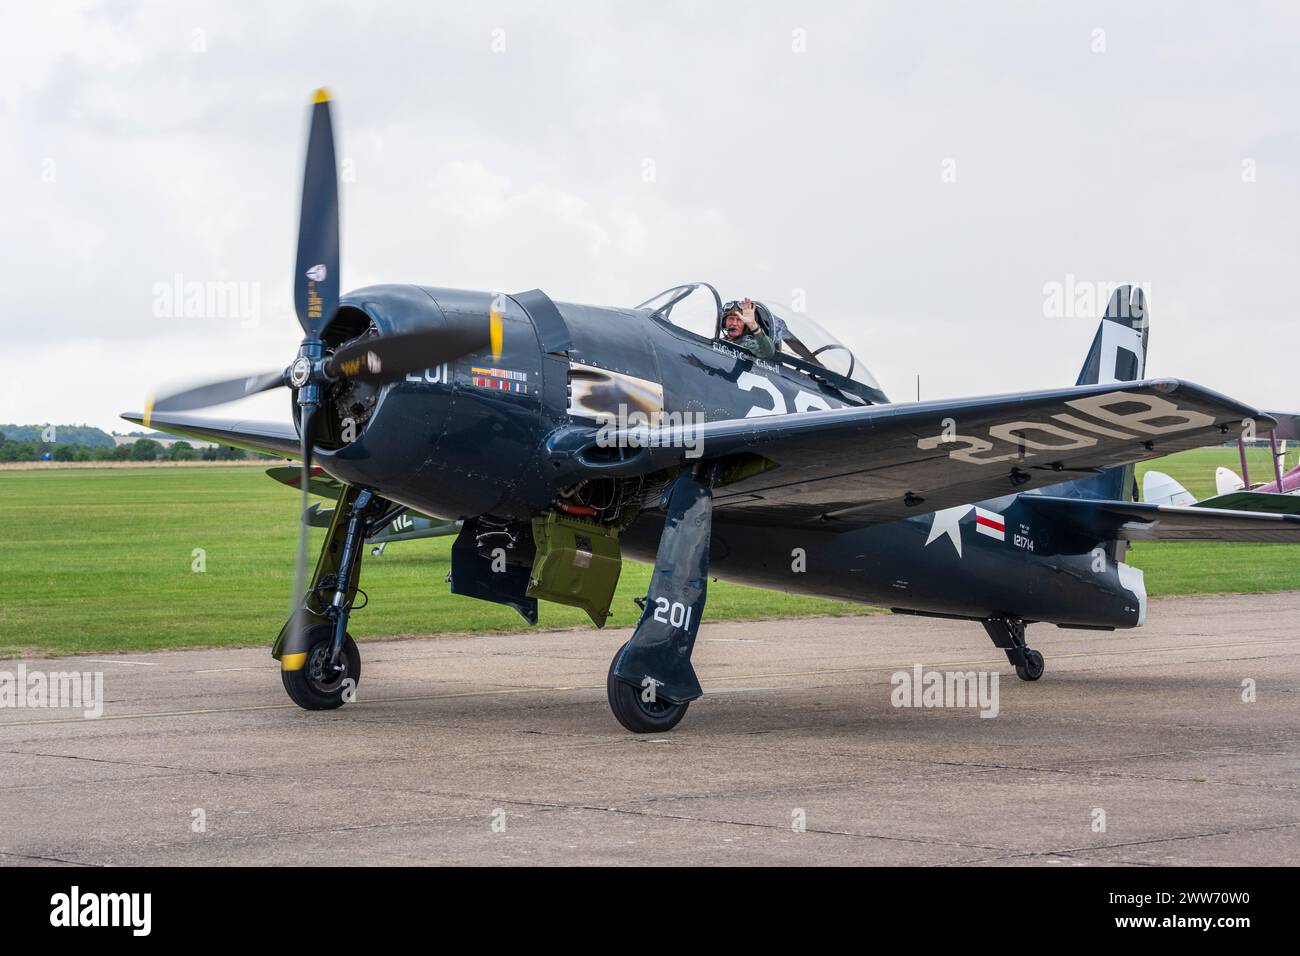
xmin=1142 ymin=470 xmax=1196 ymax=507
xmin=1075 ymin=285 xmax=1149 ymax=386
xmin=1068 ymin=285 xmax=1150 ymax=502
xmin=1216 ymin=466 xmax=1245 ymax=495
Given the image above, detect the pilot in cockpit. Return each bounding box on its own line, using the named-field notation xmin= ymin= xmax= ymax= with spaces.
xmin=720 ymin=298 xmax=776 ymax=359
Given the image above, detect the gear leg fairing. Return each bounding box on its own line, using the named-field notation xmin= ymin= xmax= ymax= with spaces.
xmin=612 ymin=464 xmax=717 ymax=704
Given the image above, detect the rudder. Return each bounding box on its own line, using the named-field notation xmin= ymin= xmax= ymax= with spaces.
xmin=1069 ymin=285 xmax=1150 ymax=503
xmin=1075 ymin=285 xmax=1149 ymax=387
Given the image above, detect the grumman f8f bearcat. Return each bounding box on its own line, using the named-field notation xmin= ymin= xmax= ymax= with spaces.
xmin=128 ymin=91 xmax=1300 ymax=733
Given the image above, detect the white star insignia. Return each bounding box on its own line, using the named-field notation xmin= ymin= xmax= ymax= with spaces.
xmin=924 ymin=505 xmax=972 ymax=557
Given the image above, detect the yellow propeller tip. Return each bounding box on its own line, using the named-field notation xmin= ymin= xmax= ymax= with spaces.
xmin=312 ymin=87 xmax=331 ymax=104
xmin=142 ymin=393 xmax=155 ymax=429
xmin=489 ymin=310 xmax=503 ymax=359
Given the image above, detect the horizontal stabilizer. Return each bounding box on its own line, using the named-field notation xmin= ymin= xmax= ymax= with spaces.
xmin=1195 ymin=490 xmax=1300 ymax=515
xmin=1024 ymin=495 xmax=1300 ymax=542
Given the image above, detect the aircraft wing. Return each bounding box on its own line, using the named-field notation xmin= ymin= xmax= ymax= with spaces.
xmin=1022 ymin=496 xmax=1300 ymax=542
xmin=601 ymin=379 xmax=1269 ymax=530
xmin=120 ymin=411 xmax=299 ymax=459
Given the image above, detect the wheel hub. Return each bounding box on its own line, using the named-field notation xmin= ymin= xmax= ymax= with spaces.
xmin=638 ymin=690 xmax=677 ymax=717
xmin=306 ymin=641 xmax=346 ymax=693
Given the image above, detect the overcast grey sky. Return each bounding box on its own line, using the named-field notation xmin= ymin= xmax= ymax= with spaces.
xmin=4 ymin=0 xmax=1298 ymax=432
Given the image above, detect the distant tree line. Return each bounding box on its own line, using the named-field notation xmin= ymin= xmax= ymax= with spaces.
xmin=0 ymin=423 xmax=117 ymax=447
xmin=0 ymin=432 xmax=268 ymax=463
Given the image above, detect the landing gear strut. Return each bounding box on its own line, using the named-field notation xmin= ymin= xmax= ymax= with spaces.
xmin=608 ymin=462 xmax=718 ymax=733
xmin=982 ymin=616 xmax=1045 ymax=681
xmin=276 ymin=485 xmax=388 ymax=709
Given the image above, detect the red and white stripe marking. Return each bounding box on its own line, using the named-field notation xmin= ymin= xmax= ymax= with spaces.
xmin=974 ymin=507 xmax=1005 ymax=541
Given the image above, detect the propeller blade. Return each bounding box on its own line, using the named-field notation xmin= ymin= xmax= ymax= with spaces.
xmin=293 ymin=89 xmax=340 ymax=339
xmin=144 ymin=369 xmax=286 ymax=423
xmin=323 ymin=321 xmax=492 ymax=384
xmin=288 ymin=404 xmax=319 ymax=654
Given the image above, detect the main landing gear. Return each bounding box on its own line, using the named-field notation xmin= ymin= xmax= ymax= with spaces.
xmin=276 ymin=486 xmax=399 ymax=710
xmin=982 ymin=616 xmax=1045 ymax=682
xmin=607 ymin=463 xmax=718 ymax=734
xmin=607 ymin=642 xmax=690 ymax=733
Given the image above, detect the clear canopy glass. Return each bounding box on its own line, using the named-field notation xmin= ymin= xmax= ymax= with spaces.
xmin=635 ymin=283 xmax=881 ymax=392
xmin=635 ymin=283 xmax=721 ymax=341
xmin=761 ymin=301 xmax=881 ymax=390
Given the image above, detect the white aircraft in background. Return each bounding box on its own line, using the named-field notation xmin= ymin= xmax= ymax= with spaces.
xmin=1145 ymin=439 xmax=1300 ymax=514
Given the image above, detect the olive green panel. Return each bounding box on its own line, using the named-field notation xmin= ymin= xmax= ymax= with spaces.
xmin=527 ymin=513 xmax=622 ymax=628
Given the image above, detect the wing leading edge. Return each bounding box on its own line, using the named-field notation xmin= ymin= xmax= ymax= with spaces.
xmin=120 ymin=410 xmax=299 ymax=459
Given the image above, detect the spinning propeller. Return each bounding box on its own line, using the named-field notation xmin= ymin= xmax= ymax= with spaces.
xmin=142 ymin=88 xmax=495 ymax=642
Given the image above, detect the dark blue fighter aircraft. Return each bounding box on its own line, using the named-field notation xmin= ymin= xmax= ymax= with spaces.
xmin=127 ymin=91 xmax=1300 ymax=733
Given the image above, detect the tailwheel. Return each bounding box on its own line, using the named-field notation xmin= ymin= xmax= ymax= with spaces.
xmin=983 ymin=617 xmax=1045 ymax=683
xmin=1015 ymin=648 xmax=1045 ymax=682
xmin=282 ymin=623 xmax=361 ymax=710
xmin=607 ymin=643 xmax=689 ymax=734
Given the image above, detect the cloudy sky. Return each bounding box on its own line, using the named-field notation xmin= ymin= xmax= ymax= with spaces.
xmin=4 ymin=0 xmax=1299 ymax=432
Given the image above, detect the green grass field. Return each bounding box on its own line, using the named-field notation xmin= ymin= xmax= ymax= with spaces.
xmin=0 ymin=465 xmax=862 ymax=657
xmin=1 ymin=446 xmax=1296 ymax=656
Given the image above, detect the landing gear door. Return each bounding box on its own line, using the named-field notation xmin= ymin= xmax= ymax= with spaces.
xmin=448 ymin=518 xmax=538 ymax=624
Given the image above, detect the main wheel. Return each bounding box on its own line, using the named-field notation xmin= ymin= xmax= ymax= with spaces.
xmin=606 ymin=643 xmax=689 ymax=734
xmin=1015 ymin=648 xmax=1045 ymax=682
xmin=282 ymin=624 xmax=362 ymax=710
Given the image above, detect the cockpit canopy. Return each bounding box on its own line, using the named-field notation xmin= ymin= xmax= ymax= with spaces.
xmin=635 ymin=283 xmax=885 ymax=399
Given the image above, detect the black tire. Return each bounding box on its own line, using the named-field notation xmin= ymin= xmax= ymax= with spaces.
xmin=606 ymin=643 xmax=690 ymax=733
xmin=282 ymin=625 xmax=362 ymax=710
xmin=1015 ymin=648 xmax=1045 ymax=682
